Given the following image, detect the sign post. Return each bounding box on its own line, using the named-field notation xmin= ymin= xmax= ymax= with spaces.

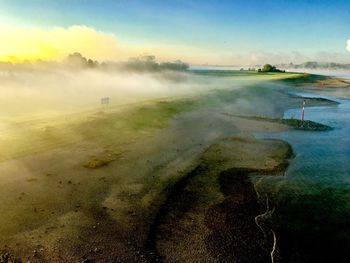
xmin=101 ymin=97 xmax=110 ymax=110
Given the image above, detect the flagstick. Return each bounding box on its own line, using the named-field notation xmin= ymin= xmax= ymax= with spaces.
xmin=301 ymin=100 xmax=305 ymax=121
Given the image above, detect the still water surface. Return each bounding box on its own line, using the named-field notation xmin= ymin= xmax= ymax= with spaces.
xmin=255 ymin=87 xmax=350 ymax=261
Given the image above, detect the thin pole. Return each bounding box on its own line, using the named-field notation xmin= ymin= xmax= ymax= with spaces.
xmin=301 ymin=100 xmax=305 ymax=121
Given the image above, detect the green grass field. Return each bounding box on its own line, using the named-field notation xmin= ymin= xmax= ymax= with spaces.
xmin=190 ymin=69 xmax=303 ymax=80
xmin=0 ymin=99 xmax=195 ymax=162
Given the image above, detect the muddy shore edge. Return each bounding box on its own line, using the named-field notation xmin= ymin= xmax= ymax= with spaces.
xmin=145 ymin=136 xmax=294 ymax=262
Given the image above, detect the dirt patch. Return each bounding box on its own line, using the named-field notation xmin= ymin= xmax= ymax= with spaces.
xmin=83 ymin=151 xmax=123 ymax=169
xmin=205 ymin=168 xmax=270 ymax=263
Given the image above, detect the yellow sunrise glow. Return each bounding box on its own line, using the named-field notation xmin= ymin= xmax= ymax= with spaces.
xmin=0 ymin=25 xmax=129 ymax=62
xmin=0 ymin=24 xmax=220 ymax=64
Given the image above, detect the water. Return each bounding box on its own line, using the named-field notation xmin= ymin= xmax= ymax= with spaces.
xmin=255 ymin=88 xmax=350 ymax=261
xmin=284 ymin=99 xmax=349 ymax=184
xmin=258 ymin=91 xmax=350 ymax=185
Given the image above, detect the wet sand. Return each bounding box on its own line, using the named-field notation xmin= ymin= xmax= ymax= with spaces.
xmin=150 ymin=137 xmax=293 ymax=263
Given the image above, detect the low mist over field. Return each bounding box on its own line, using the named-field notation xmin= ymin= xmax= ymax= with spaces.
xmin=0 ymin=60 xmax=192 ymax=118
xmin=2 ymin=52 xmax=277 ymax=121
xmin=0 ymin=67 xmax=184 ymax=117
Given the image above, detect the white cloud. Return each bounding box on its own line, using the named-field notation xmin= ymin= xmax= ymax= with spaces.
xmin=0 ymin=25 xmax=136 ymax=62
xmin=347 ymin=39 xmax=350 ymax=53
xmin=0 ymin=24 xmax=201 ymax=64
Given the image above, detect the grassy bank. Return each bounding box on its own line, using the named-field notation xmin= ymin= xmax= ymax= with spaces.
xmin=190 ymin=69 xmax=302 ymax=80
xmin=279 ymin=73 xmax=350 ymax=88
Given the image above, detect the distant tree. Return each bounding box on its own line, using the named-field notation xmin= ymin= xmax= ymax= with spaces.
xmin=262 ymin=64 xmax=274 ymax=72
xmin=261 ymin=64 xmax=283 ymax=73
xmin=67 ymin=52 xmax=88 ymax=67
xmin=303 ymin=61 xmax=318 ymax=69
xmin=160 ymin=60 xmax=189 ymax=71
xmin=87 ymin=59 xmax=99 ymax=68
xmin=65 ymin=52 xmax=189 ymax=72
xmin=126 ymin=55 xmax=159 ymax=71
xmin=125 ymin=55 xmax=189 ymax=72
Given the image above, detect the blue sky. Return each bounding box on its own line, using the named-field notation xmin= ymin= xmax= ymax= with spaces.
xmin=0 ymin=0 xmax=350 ymax=64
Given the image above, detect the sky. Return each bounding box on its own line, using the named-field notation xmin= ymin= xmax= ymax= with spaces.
xmin=0 ymin=0 xmax=350 ymax=65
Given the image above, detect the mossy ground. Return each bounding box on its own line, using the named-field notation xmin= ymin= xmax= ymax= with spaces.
xmin=237 ymin=115 xmax=333 ymax=131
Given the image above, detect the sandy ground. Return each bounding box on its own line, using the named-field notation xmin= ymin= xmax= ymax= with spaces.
xmin=0 ymin=75 xmax=340 ymax=262
xmin=151 ymin=137 xmax=293 ymax=263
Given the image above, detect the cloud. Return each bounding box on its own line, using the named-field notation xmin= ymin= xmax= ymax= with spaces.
xmin=0 ymin=25 xmax=134 ymax=62
xmin=347 ymin=39 xmax=350 ymax=53
xmin=0 ymin=24 xmax=203 ymax=64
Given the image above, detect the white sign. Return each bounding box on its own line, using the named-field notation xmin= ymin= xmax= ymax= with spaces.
xmin=101 ymin=97 xmax=110 ymax=105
